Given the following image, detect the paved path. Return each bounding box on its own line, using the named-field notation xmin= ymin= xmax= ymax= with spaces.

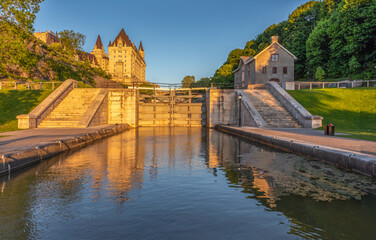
xmin=0 ymin=126 xmax=116 ymax=155
xmin=233 ymin=127 xmax=376 ymax=156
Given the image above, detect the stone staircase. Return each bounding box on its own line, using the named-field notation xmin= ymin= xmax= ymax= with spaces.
xmin=244 ymin=90 xmax=300 ymax=128
xmin=38 ymin=88 xmax=102 ymax=128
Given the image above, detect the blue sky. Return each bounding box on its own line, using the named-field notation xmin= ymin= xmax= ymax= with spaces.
xmin=34 ymin=0 xmax=309 ymax=84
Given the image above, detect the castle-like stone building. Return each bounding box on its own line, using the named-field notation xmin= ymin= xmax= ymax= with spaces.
xmin=234 ymin=36 xmax=297 ymax=89
xmin=91 ymin=29 xmax=146 ymax=84
xmin=34 ymin=29 xmax=146 ymax=85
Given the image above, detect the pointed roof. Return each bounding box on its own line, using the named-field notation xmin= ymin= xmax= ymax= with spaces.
xmin=240 ymin=56 xmax=250 ymax=62
xmin=139 ymin=41 xmax=144 ymax=52
xmin=94 ymin=35 xmax=104 ymax=50
xmin=111 ymin=28 xmax=132 ymax=46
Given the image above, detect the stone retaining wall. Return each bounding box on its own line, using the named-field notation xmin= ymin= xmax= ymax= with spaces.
xmin=0 ymin=124 xmax=130 ymax=176
xmin=216 ymin=125 xmax=376 ymax=178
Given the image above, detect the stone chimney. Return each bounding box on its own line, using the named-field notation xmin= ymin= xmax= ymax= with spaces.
xmin=272 ymin=36 xmax=279 ymax=43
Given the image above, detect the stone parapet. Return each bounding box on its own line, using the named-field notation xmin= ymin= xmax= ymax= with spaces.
xmin=236 ymin=90 xmax=267 ymax=127
xmin=266 ymin=82 xmax=322 ymax=128
xmin=78 ymin=89 xmax=109 ymax=127
xmin=17 ymin=79 xmax=77 ymax=129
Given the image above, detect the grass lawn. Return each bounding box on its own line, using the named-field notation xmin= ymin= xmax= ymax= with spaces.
xmin=0 ymin=90 xmax=53 ymax=133
xmin=287 ymin=88 xmax=376 ymax=141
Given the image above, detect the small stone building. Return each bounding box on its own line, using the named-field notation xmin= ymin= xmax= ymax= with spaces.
xmin=34 ymin=31 xmax=60 ymax=45
xmin=233 ymin=36 xmax=297 ymax=89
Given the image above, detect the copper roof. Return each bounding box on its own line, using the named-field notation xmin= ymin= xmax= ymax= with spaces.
xmin=139 ymin=41 xmax=144 ymax=51
xmin=110 ymin=28 xmax=132 ymax=47
xmin=240 ymin=56 xmax=250 ymax=62
xmin=95 ymin=35 xmax=104 ymax=50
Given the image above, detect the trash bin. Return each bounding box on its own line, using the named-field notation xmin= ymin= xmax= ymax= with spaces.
xmin=325 ymin=124 xmax=335 ymax=136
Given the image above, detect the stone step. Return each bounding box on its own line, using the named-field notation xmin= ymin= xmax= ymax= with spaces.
xmin=244 ymin=89 xmax=301 ymax=128
xmin=39 ymin=88 xmax=101 ymax=128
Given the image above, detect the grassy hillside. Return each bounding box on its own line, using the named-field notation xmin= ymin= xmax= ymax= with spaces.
xmin=0 ymin=90 xmax=52 ymax=133
xmin=287 ymin=88 xmax=376 ymax=141
xmin=0 ymin=21 xmax=110 ymax=85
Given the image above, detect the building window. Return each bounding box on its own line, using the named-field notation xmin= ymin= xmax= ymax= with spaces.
xmin=271 ymin=54 xmax=279 ymax=62
xmin=118 ymin=55 xmax=122 ymax=58
xmin=272 ymin=67 xmax=277 ymax=74
xmin=283 ymin=67 xmax=288 ymax=74
xmin=262 ymin=67 xmax=267 ymax=74
xmin=119 ymin=51 xmax=122 ymax=53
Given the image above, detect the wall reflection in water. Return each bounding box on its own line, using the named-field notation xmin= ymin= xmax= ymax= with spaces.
xmin=207 ymin=129 xmax=376 ymax=204
xmin=0 ymin=127 xmax=376 ymax=240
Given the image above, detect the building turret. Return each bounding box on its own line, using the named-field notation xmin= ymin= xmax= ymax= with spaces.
xmin=94 ymin=35 xmax=104 ymax=50
xmin=90 ymin=34 xmax=109 ymax=72
xmin=138 ymin=41 xmax=145 ymax=59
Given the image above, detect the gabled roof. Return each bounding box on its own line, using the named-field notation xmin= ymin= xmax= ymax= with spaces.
xmin=110 ymin=28 xmax=132 ymax=47
xmin=233 ymin=56 xmax=253 ymax=73
xmin=94 ymin=35 xmax=104 ymax=50
xmin=139 ymin=41 xmax=144 ymax=52
xmin=233 ymin=41 xmax=297 ymax=73
xmin=240 ymin=56 xmax=250 ymax=62
xmin=247 ymin=42 xmax=297 ymax=63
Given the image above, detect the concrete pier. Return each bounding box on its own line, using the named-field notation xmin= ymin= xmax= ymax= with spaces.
xmin=216 ymin=125 xmax=376 ymax=177
xmin=0 ymin=124 xmax=130 ymax=176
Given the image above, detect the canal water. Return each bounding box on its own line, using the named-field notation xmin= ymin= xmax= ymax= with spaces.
xmin=1 ymin=127 xmax=376 ymax=240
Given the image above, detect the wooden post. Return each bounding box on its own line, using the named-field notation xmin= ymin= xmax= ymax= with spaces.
xmin=28 ymin=83 xmax=31 ymax=90
xmin=351 ymin=81 xmax=354 ymax=88
xmin=0 ymin=82 xmax=2 ymax=90
xmin=337 ymin=82 xmax=339 ymax=88
xmin=211 ymin=83 xmax=214 ymax=89
xmin=367 ymin=81 xmax=369 ymax=88
xmin=323 ymin=83 xmax=325 ymax=89
xmin=52 ymin=82 xmax=55 ymax=90
xmin=310 ymin=83 xmax=312 ymax=90
xmin=14 ymin=82 xmax=17 ymax=90
xmin=298 ymin=83 xmax=301 ymax=90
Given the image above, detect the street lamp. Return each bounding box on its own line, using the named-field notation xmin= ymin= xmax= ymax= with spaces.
xmin=238 ymin=95 xmax=242 ymax=127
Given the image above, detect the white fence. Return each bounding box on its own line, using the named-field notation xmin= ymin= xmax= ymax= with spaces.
xmin=293 ymin=80 xmax=376 ymax=90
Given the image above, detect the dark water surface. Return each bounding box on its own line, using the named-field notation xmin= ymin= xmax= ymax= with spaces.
xmin=1 ymin=127 xmax=376 ymax=240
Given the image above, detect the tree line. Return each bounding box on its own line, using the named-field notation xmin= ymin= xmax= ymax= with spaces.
xmin=211 ymin=0 xmax=376 ymax=85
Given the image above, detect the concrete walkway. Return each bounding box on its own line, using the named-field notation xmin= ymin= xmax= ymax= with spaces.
xmin=230 ymin=126 xmax=376 ymax=156
xmin=0 ymin=126 xmax=118 ymax=155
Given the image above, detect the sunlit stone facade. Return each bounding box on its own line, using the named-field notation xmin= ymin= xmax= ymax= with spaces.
xmin=107 ymin=29 xmax=146 ymax=84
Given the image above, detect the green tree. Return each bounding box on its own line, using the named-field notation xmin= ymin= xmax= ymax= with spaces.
xmin=306 ymin=19 xmax=331 ymax=78
xmin=315 ymin=66 xmax=325 ymax=81
xmin=348 ymin=56 xmax=361 ymax=76
xmin=284 ymin=1 xmax=322 ymax=78
xmin=192 ymin=77 xmax=211 ymax=88
xmin=58 ymin=30 xmax=86 ymax=51
xmin=0 ymin=0 xmax=44 ymax=32
xmin=181 ymin=75 xmax=195 ymax=88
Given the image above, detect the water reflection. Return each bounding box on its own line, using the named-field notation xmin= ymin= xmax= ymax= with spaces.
xmin=207 ymin=130 xmax=376 ymax=203
xmin=0 ymin=127 xmax=375 ymax=240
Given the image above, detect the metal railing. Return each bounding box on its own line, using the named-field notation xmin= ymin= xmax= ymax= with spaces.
xmin=0 ymin=82 xmax=62 ymax=90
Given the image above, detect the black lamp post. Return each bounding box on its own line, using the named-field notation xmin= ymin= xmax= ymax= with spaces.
xmin=238 ymin=95 xmax=242 ymax=127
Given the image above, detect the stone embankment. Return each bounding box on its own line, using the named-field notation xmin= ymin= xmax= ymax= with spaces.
xmin=0 ymin=124 xmax=130 ymax=176
xmin=216 ymin=125 xmax=376 ymax=178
